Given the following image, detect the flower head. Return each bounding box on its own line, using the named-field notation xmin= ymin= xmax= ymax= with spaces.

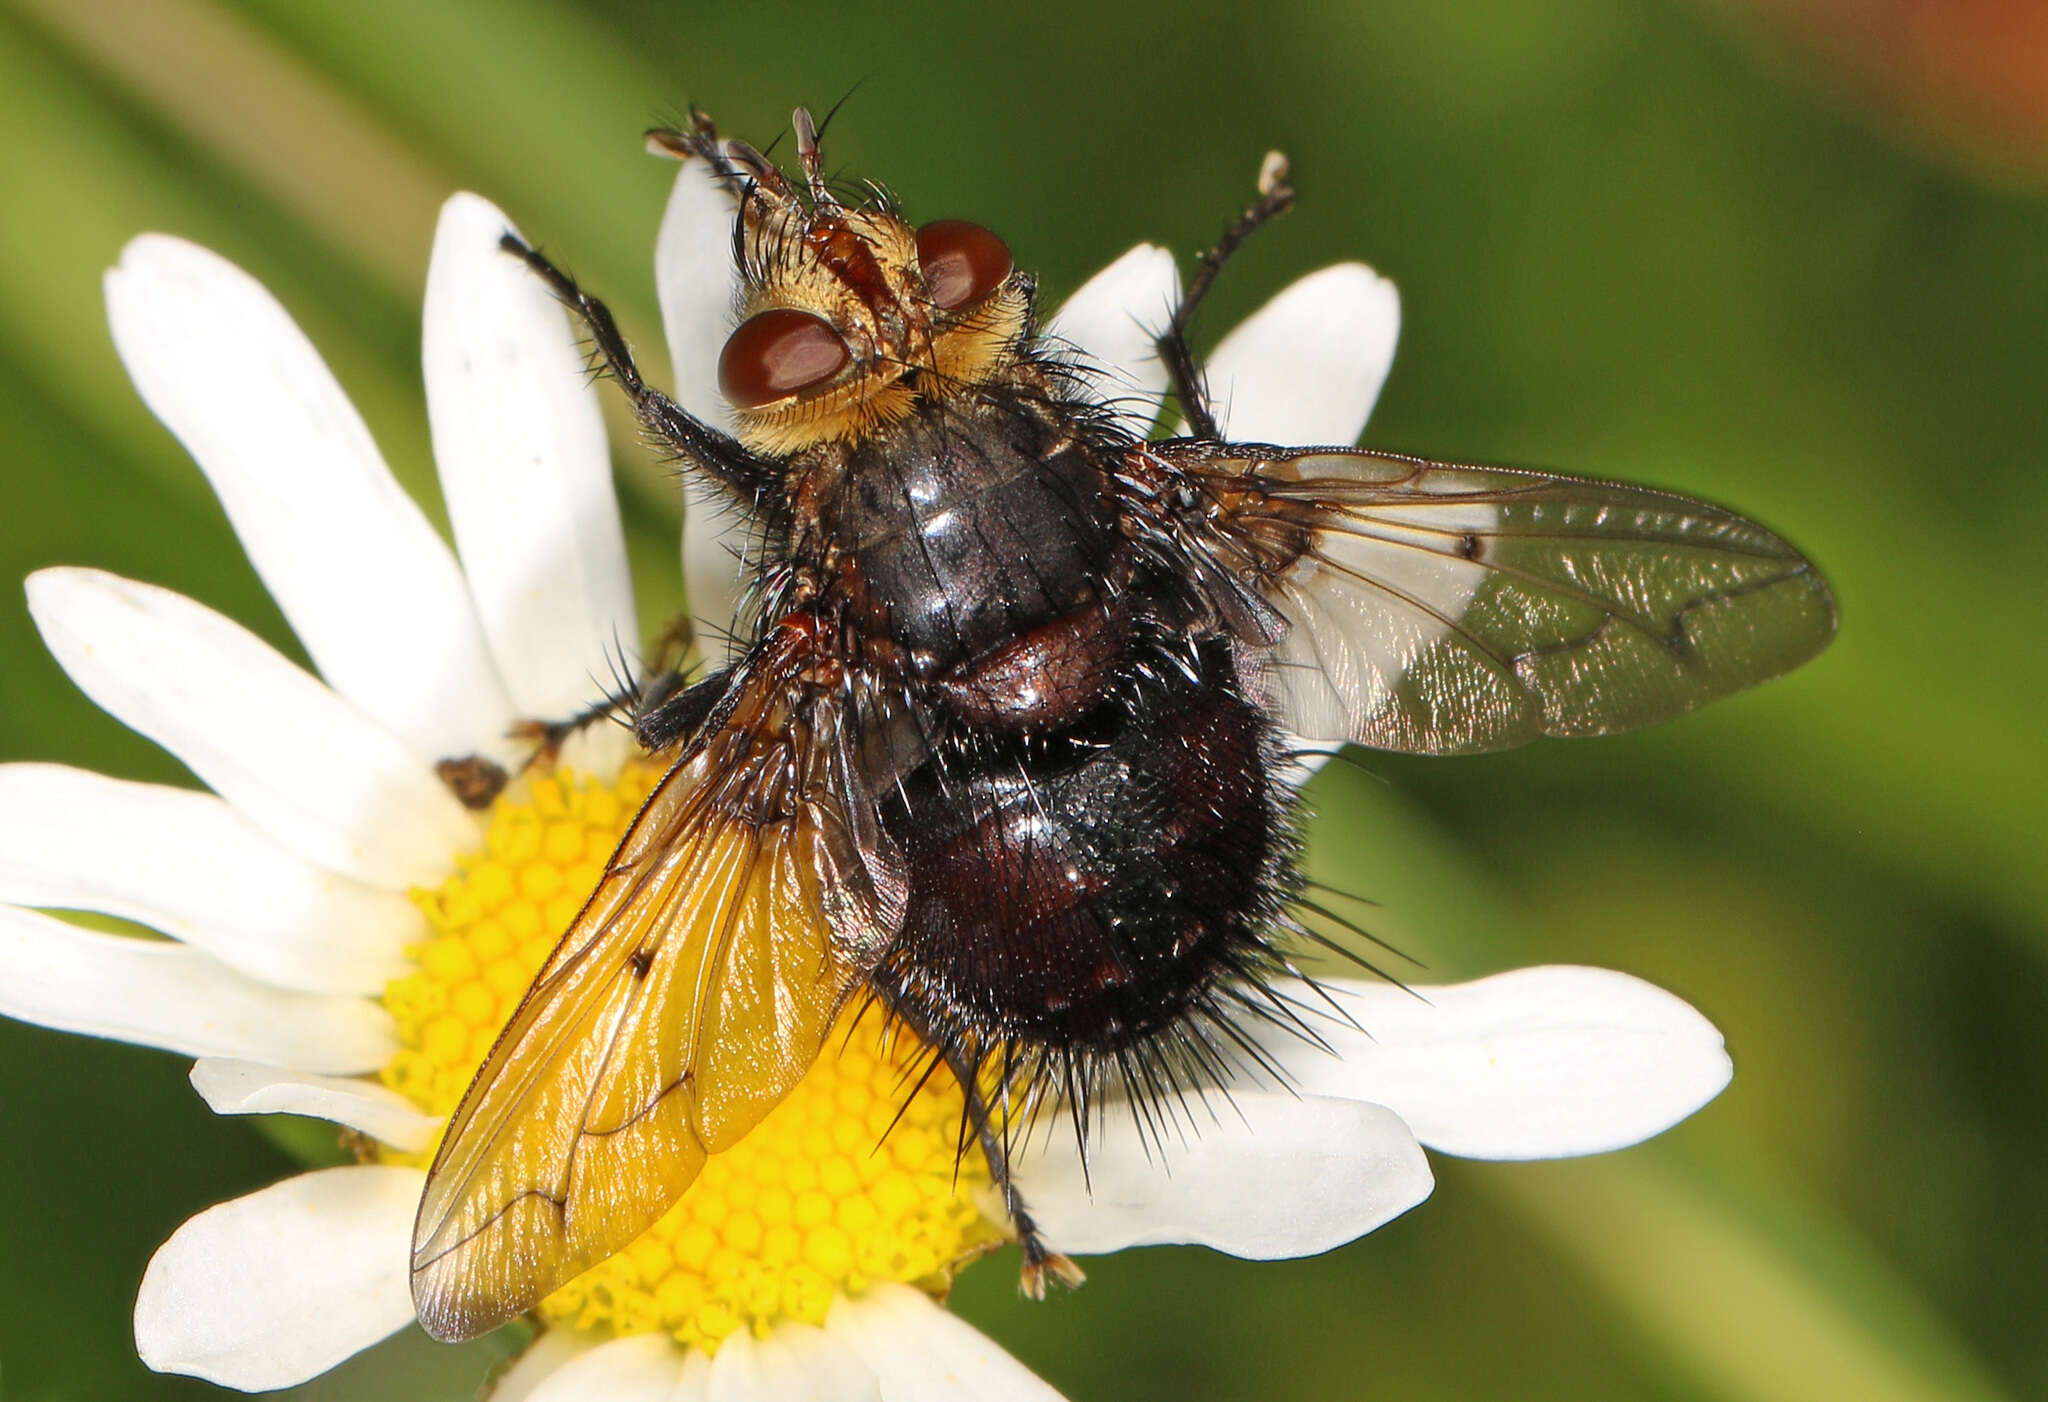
xmin=0 ymin=161 xmax=1732 ymax=1400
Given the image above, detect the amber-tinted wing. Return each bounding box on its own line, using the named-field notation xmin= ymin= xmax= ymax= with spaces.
xmin=1153 ymin=444 xmax=1836 ymax=755
xmin=410 ymin=651 xmax=905 ymax=1342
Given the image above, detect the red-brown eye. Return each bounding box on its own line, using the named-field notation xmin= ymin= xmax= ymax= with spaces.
xmin=915 ymin=220 xmax=1013 ymax=311
xmin=718 ymin=308 xmax=851 ymax=409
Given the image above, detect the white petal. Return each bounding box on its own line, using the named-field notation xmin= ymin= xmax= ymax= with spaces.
xmin=0 ymin=906 xmax=394 ymax=1072
xmin=189 ymin=1059 xmax=437 ymax=1153
xmin=425 ymin=193 xmax=638 ymax=719
xmin=104 ymin=234 xmax=516 ymax=763
xmin=656 ymin=156 xmax=740 ymax=428
xmin=1012 ymin=1089 xmax=1431 ymax=1259
xmin=525 ymin=1333 xmax=704 ymax=1402
xmin=709 ymin=1322 xmax=878 ymax=1402
xmin=828 ymin=1283 xmax=1065 ymax=1402
xmin=134 ymin=1165 xmax=424 ymax=1390
xmin=1275 ymin=966 xmax=1734 ymax=1160
xmin=1202 ymin=263 xmax=1399 ymax=445
xmin=1046 ymin=244 xmax=1181 ymax=438
xmin=487 ymin=1328 xmax=605 ymax=1402
xmin=682 ymin=476 xmax=753 ymax=667
xmin=0 ymin=763 xmax=418 ymax=995
xmin=654 ymin=158 xmax=753 ymax=665
xmin=27 ymin=568 xmax=477 ymax=890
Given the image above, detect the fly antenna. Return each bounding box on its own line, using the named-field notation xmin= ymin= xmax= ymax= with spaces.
xmin=793 ymin=106 xmax=839 ymax=207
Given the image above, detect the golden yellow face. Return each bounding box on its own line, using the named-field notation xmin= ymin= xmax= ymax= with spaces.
xmin=712 ymin=183 xmax=1032 ymax=457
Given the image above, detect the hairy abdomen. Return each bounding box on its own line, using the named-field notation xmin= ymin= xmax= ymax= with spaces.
xmin=870 ymin=643 xmax=1286 ymax=1076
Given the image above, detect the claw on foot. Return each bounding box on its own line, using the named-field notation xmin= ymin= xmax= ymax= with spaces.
xmin=435 ymin=754 xmax=511 ymax=810
xmin=1019 ymin=1246 xmax=1086 ymax=1300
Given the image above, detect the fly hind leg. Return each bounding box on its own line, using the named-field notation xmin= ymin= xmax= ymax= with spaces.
xmin=948 ymin=1049 xmax=1086 ymax=1299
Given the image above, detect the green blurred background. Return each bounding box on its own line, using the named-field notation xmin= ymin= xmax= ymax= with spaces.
xmin=2 ymin=0 xmax=2044 ymax=1398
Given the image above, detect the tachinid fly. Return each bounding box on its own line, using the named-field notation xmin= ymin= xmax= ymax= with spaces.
xmin=407 ymin=108 xmax=1836 ymax=1342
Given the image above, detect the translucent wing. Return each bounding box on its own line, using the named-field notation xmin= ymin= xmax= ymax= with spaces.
xmin=1151 ymin=444 xmax=1836 ymax=755
xmin=410 ymin=638 xmax=905 ymax=1342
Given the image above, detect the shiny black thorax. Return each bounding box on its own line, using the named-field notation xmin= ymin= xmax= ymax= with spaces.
xmin=819 ymin=385 xmax=1122 ymax=684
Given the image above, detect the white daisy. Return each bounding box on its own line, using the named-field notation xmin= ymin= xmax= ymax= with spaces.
xmin=0 ymin=166 xmax=1733 ymax=1402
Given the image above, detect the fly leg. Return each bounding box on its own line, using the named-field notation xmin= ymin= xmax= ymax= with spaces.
xmin=508 ymin=689 xmax=640 ymax=769
xmin=435 ymin=635 xmax=648 ymax=807
xmin=946 ymin=1049 xmax=1086 ymax=1298
xmin=497 ymin=233 xmax=779 ymax=498
xmin=503 ymin=611 xmax=711 ymax=780
xmin=1156 ymin=152 xmax=1297 ymax=442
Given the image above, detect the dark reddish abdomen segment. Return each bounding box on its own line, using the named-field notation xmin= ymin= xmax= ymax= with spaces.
xmin=871 ymin=644 xmax=1281 ymax=1059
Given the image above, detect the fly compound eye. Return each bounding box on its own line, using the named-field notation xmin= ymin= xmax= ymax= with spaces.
xmin=915 ymin=220 xmax=1013 ymax=311
xmin=718 ymin=308 xmax=852 ymax=409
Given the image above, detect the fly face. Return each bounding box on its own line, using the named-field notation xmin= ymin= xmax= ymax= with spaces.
xmin=653 ymin=117 xmax=1032 ymax=458
xmin=410 ymin=106 xmax=1838 ymax=1343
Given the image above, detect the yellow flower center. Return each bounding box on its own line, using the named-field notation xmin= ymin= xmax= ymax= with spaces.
xmin=376 ymin=765 xmax=1003 ymax=1353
